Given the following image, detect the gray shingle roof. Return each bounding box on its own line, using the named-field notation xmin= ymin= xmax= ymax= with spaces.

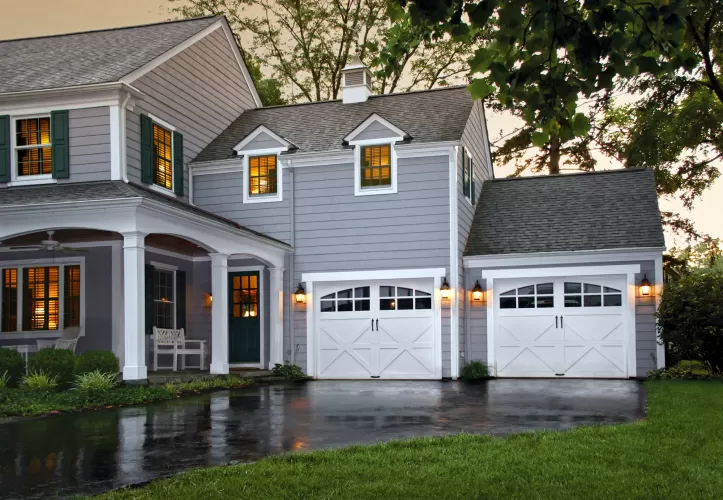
xmin=193 ymin=86 xmax=474 ymax=162
xmin=0 ymin=16 xmax=220 ymax=94
xmin=0 ymin=181 xmax=289 ymax=247
xmin=464 ymin=169 xmax=665 ymax=256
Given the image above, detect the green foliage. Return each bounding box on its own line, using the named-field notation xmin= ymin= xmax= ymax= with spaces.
xmin=21 ymin=370 xmax=59 ymax=391
xmin=648 ymin=364 xmax=695 ymax=380
xmin=272 ymin=363 xmax=306 ymax=380
xmin=0 ymin=370 xmax=10 ymax=389
xmin=165 ymin=375 xmax=252 ymax=394
xmin=658 ymin=270 xmax=723 ymax=374
xmin=27 ymin=348 xmax=76 ymax=386
xmin=75 ymin=350 xmax=120 ymax=376
xmin=73 ymin=370 xmax=119 ymax=392
xmin=461 ymin=360 xmax=491 ymax=380
xmin=0 ymin=348 xmax=26 ymax=388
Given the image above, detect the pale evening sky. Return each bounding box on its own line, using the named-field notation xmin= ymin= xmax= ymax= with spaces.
xmin=1 ymin=0 xmax=720 ymax=246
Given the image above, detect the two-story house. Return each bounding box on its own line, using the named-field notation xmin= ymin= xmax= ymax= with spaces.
xmin=0 ymin=16 xmax=665 ymax=381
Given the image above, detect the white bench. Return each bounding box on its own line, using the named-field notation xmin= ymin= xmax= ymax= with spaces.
xmin=152 ymin=327 xmax=206 ymax=371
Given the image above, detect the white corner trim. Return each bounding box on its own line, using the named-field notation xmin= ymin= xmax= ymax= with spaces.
xmin=149 ymin=260 xmax=178 ymax=272
xmin=233 ymin=125 xmax=293 ymax=152
xmin=481 ymin=264 xmax=641 ymax=280
xmin=465 ymin=247 xmax=666 ymax=269
xmin=219 ymin=18 xmax=263 ymax=108
xmin=109 ymin=104 xmax=122 ymax=180
xmin=449 ymin=145 xmax=460 ymax=379
xmin=353 ymin=142 xmax=398 ymax=197
xmin=626 ymin=272 xmax=638 ymax=377
xmin=302 ymin=267 xmax=446 ymax=284
xmin=485 ymin=276 xmax=496 ymax=375
xmin=654 ymin=253 xmax=665 ymax=369
xmin=242 ymin=152 xmax=284 ymax=204
xmin=344 ymin=113 xmax=407 ymax=143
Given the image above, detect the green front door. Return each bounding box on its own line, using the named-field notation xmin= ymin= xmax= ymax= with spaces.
xmin=229 ymin=272 xmax=261 ymax=363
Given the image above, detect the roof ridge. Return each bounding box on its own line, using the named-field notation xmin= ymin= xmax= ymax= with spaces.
xmin=257 ymin=85 xmax=469 ymax=111
xmin=0 ymin=15 xmax=220 ymax=44
xmin=488 ymin=168 xmax=651 ymax=183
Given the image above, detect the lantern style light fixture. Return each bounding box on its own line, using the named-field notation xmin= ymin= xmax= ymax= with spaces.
xmin=640 ymin=275 xmax=651 ymax=296
xmin=295 ymin=283 xmax=306 ymax=303
xmin=472 ymin=280 xmax=484 ymax=301
xmin=440 ymin=277 xmax=451 ymax=300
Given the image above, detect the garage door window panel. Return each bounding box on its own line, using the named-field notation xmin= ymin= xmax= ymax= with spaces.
xmin=320 ymin=287 xmax=370 ymax=312
xmin=380 ymin=286 xmax=431 ymax=310
xmin=564 ymin=282 xmax=622 ymax=308
xmin=499 ymin=283 xmax=554 ymax=309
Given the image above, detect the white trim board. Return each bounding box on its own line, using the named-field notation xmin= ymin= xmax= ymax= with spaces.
xmin=465 ymin=248 xmax=665 ymax=268
xmin=481 ymin=264 xmax=641 ymax=280
xmin=302 ymin=268 xmax=447 ymax=284
xmin=449 ymin=145 xmax=460 ymax=379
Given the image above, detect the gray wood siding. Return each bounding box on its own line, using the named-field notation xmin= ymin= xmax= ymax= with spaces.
xmin=126 ymin=28 xmax=257 ymax=200
xmin=193 ymin=153 xmax=453 ymax=376
xmin=241 ymin=131 xmax=287 ymax=151
xmin=465 ymin=258 xmax=660 ymax=378
xmin=61 ymin=106 xmax=111 ymax=183
xmin=458 ymin=100 xmax=493 ymax=368
xmin=352 ymin=120 xmax=401 ymax=141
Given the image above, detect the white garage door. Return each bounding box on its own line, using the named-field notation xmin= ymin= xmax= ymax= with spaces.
xmin=315 ymin=278 xmax=438 ymax=379
xmin=494 ymin=276 xmax=629 ymax=378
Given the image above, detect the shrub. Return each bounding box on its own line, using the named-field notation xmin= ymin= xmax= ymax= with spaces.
xmin=73 ymin=370 xmax=119 ymax=392
xmin=21 ymin=370 xmax=59 ymax=391
xmin=0 ymin=371 xmax=10 ymax=389
xmin=27 ymin=348 xmax=76 ymax=386
xmin=658 ymin=269 xmax=723 ymax=374
xmin=272 ymin=363 xmax=306 ymax=380
xmin=461 ymin=360 xmax=491 ymax=380
xmin=0 ymin=348 xmax=26 ymax=388
xmin=648 ymin=364 xmax=696 ymax=380
xmin=75 ymin=351 xmax=119 ymax=376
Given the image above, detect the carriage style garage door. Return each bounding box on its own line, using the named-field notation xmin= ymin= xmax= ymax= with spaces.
xmin=315 ymin=278 xmax=438 ymax=379
xmin=494 ymin=276 xmax=630 ymax=378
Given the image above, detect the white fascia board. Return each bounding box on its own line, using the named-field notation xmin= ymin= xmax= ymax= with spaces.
xmin=395 ymin=141 xmax=459 ymax=158
xmin=480 ymin=264 xmax=641 ymax=280
xmin=283 ymin=150 xmax=354 ymax=167
xmin=344 ymin=113 xmax=407 ymax=143
xmin=190 ymin=158 xmax=243 ymax=176
xmin=0 ymin=83 xmax=144 ymax=115
xmin=464 ymin=247 xmax=666 ymax=269
xmin=302 ymin=268 xmax=447 ymax=284
xmin=219 ymin=19 xmax=263 ymax=108
xmin=233 ymin=125 xmax=294 ymax=152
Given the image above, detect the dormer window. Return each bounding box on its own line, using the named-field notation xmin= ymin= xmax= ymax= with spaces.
xmin=360 ymin=145 xmax=391 ymax=188
xmin=248 ymin=154 xmax=278 ymax=196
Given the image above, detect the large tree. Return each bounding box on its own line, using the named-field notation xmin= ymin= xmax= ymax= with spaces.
xmin=171 ymin=0 xmax=475 ymax=103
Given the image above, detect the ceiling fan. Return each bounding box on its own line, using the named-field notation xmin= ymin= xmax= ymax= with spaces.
xmin=1 ymin=231 xmax=88 ymax=254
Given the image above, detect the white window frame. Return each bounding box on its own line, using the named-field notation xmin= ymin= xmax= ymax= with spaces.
xmin=8 ymin=114 xmax=57 ymax=187
xmin=147 ymin=113 xmax=177 ymax=198
xmin=352 ymin=138 xmax=399 ymax=197
xmin=0 ymin=257 xmax=86 ymax=339
xmin=241 ymin=147 xmax=285 ymax=204
xmin=151 ymin=262 xmax=177 ymax=330
xmin=462 ymin=147 xmax=474 ymax=205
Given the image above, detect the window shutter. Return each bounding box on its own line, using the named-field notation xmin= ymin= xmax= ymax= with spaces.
xmin=173 ymin=131 xmax=184 ymax=196
xmin=462 ymin=149 xmax=469 ymax=197
xmin=51 ymin=110 xmax=70 ymax=179
xmin=22 ymin=268 xmax=31 ymax=330
xmin=176 ymin=270 xmax=186 ymax=330
xmin=145 ymin=264 xmax=154 ymax=335
xmin=141 ymin=114 xmax=153 ymax=184
xmin=471 ymin=172 xmax=477 ymax=205
xmin=0 ymin=116 xmax=10 ymax=183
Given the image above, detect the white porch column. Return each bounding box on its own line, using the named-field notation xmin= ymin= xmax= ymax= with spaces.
xmin=122 ymin=232 xmax=147 ymax=381
xmin=269 ymin=267 xmax=284 ymax=368
xmin=210 ymin=253 xmax=230 ymax=374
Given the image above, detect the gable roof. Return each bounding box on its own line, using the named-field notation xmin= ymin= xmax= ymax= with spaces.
xmin=193 ymin=86 xmax=474 ymax=162
xmin=0 ymin=16 xmax=220 ymax=94
xmin=464 ymin=169 xmax=665 ymax=256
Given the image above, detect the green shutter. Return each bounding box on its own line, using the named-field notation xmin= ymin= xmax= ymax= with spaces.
xmin=173 ymin=131 xmax=184 ymax=196
xmin=0 ymin=116 xmax=9 ymax=183
xmin=22 ymin=269 xmax=31 ymax=330
xmin=51 ymin=110 xmax=69 ymax=179
xmin=145 ymin=264 xmax=154 ymax=335
xmin=140 ymin=114 xmax=153 ymax=184
xmin=176 ymin=270 xmax=186 ymax=330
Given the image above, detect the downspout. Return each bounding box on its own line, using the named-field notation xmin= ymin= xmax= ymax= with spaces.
xmin=288 ymin=166 xmax=296 ymax=365
xmin=120 ymin=91 xmax=131 ymax=183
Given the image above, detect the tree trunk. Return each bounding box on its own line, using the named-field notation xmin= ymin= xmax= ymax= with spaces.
xmin=549 ymin=136 xmax=561 ymax=174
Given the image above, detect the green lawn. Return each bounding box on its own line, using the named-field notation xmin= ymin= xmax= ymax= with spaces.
xmin=99 ymin=381 xmax=723 ymax=500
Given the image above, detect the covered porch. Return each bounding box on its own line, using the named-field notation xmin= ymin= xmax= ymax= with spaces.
xmin=0 ymin=181 xmax=290 ymax=381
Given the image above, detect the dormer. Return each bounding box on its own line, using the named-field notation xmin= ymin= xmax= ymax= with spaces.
xmin=342 ymin=56 xmax=373 ymax=104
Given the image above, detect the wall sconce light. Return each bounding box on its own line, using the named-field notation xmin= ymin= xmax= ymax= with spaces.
xmin=472 ymin=280 xmax=484 ymax=301
xmin=204 ymin=293 xmax=213 ymax=310
xmin=295 ymin=283 xmax=306 ymax=303
xmin=440 ymin=278 xmax=451 ymax=300
xmin=640 ymin=275 xmax=651 ymax=296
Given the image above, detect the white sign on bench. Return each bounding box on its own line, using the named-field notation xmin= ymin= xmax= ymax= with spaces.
xmin=152 ymin=327 xmax=206 ymax=371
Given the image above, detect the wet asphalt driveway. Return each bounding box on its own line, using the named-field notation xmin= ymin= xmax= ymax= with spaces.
xmin=0 ymin=379 xmax=645 ymax=499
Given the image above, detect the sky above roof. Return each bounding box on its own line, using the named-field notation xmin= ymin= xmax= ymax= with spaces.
xmin=1 ymin=0 xmax=720 ymax=244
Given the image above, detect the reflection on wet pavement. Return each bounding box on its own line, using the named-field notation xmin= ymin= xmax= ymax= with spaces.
xmin=0 ymin=379 xmax=645 ymax=499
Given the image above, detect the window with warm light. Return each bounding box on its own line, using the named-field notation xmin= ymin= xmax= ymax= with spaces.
xmin=0 ymin=264 xmax=82 ymax=333
xmin=153 ymin=269 xmax=175 ymax=329
xmin=248 ymin=154 xmax=278 ymax=196
xmin=153 ymin=123 xmax=173 ymax=190
xmin=15 ymin=117 xmax=52 ymax=177
xmin=360 ymin=145 xmax=391 ymax=188
xmin=232 ymin=274 xmax=258 ymax=318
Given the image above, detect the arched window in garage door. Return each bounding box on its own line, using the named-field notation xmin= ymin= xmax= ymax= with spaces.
xmin=564 ymin=282 xmax=622 ymax=308
xmin=499 ymin=283 xmax=554 ymax=309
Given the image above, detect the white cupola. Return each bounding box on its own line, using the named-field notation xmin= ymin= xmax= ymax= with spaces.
xmin=341 ymin=55 xmax=373 ymax=104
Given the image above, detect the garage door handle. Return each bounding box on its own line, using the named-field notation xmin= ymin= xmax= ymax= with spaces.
xmin=376 ymin=319 xmax=379 ymax=331
xmin=555 ymin=316 xmax=558 ymax=328
xmin=371 ymin=319 xmax=374 ymax=331
xmin=560 ymin=316 xmax=563 ymax=328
